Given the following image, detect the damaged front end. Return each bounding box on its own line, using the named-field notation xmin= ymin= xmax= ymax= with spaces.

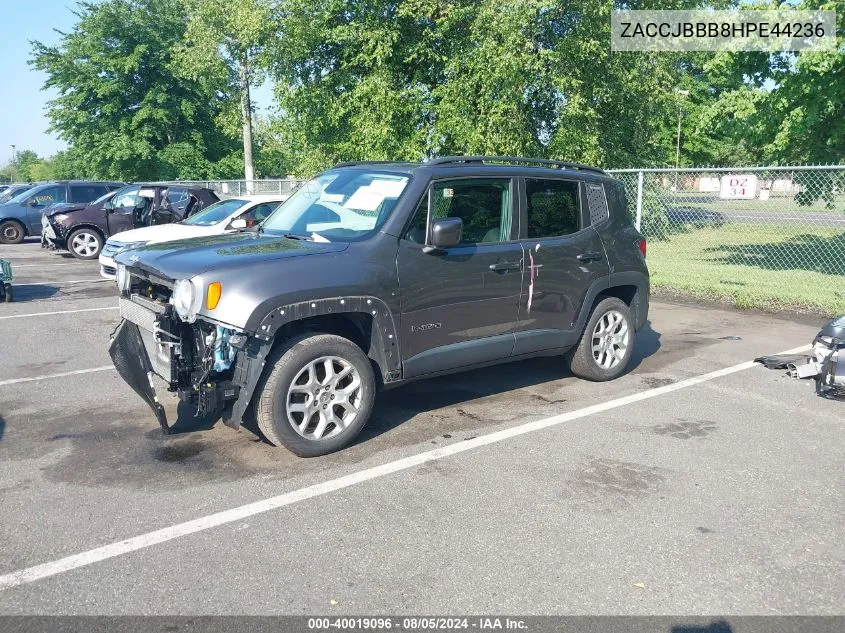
xmin=109 ymin=271 xmax=269 ymax=433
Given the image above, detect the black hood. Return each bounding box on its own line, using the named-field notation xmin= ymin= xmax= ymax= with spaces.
xmin=114 ymin=232 xmax=349 ymax=279
xmin=46 ymin=202 xmax=88 ymax=216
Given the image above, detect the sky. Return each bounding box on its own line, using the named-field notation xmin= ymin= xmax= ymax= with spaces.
xmin=0 ymin=0 xmax=274 ymax=163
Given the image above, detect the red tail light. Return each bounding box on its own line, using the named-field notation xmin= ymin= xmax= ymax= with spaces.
xmin=638 ymin=239 xmax=646 ymax=257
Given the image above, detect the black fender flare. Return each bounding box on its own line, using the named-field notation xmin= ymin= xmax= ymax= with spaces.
xmin=253 ymin=295 xmax=402 ymax=381
xmin=570 ymin=270 xmax=650 ymax=336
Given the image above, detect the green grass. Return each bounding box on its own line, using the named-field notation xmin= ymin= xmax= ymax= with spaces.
xmin=648 ymin=223 xmax=845 ymax=316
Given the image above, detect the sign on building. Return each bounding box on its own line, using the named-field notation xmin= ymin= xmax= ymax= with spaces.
xmin=720 ymin=175 xmax=757 ymax=199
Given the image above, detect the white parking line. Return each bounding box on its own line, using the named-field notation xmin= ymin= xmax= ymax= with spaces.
xmin=0 ymin=344 xmax=809 ymax=591
xmin=0 ymin=366 xmax=114 ymax=387
xmin=0 ymin=306 xmax=118 ymax=320
xmin=15 ymin=279 xmax=110 ymax=286
xmin=12 ymin=263 xmax=89 ymax=268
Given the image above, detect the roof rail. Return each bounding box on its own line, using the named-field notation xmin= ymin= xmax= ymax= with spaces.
xmin=425 ymin=156 xmax=605 ymax=174
xmin=331 ymin=160 xmax=413 ymax=169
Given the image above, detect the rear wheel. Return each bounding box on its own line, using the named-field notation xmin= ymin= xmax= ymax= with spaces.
xmin=68 ymin=228 xmax=103 ymax=259
xmin=254 ymin=333 xmax=376 ymax=456
xmin=0 ymin=220 xmax=25 ymax=245
xmin=567 ymin=297 xmax=635 ymax=381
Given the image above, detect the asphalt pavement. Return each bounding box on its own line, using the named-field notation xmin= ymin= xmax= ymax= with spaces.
xmin=0 ymin=239 xmax=842 ymax=616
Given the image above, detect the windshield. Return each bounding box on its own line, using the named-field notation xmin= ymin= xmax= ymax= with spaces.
xmin=183 ymin=198 xmax=247 ymax=226
xmin=7 ymin=185 xmax=44 ymax=205
xmin=0 ymin=186 xmax=33 ymax=204
xmin=261 ymin=170 xmax=409 ymax=241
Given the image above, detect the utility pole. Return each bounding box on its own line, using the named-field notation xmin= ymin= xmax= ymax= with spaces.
xmin=9 ymin=145 xmax=16 ymax=183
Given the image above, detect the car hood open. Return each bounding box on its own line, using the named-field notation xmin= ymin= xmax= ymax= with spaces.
xmin=114 ymin=232 xmax=349 ymax=279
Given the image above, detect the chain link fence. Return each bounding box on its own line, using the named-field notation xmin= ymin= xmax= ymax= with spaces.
xmin=191 ymin=166 xmax=844 ymax=315
xmin=608 ymin=166 xmax=845 ymax=315
xmin=176 ymin=178 xmax=305 ymax=197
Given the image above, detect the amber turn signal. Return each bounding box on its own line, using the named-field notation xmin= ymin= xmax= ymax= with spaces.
xmin=206 ymin=282 xmax=222 ymax=310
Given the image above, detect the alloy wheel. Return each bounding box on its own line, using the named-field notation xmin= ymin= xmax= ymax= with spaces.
xmin=286 ymin=355 xmax=362 ymax=441
xmin=71 ymin=231 xmax=100 ymax=257
xmin=591 ymin=310 xmax=630 ymax=370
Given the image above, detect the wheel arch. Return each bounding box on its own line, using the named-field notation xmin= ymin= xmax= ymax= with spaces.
xmin=0 ymin=217 xmax=27 ymax=237
xmin=254 ymin=296 xmax=402 ymax=385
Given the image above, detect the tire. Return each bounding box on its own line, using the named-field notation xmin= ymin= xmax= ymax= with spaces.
xmin=68 ymin=227 xmax=104 ymax=259
xmin=0 ymin=220 xmax=25 ymax=245
xmin=254 ymin=333 xmax=376 ymax=456
xmin=566 ymin=297 xmax=635 ymax=381
xmin=3 ymin=284 xmax=11 ymax=303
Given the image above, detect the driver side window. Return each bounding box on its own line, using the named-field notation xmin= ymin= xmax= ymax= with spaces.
xmin=112 ymin=186 xmax=140 ymax=208
xmin=403 ymin=178 xmax=513 ymax=245
xmin=29 ymin=186 xmax=66 ymax=207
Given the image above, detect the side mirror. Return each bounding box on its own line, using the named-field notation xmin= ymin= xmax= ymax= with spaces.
xmin=27 ymin=198 xmax=39 ymax=207
xmin=423 ymin=217 xmax=462 ymax=253
xmin=229 ymin=218 xmax=248 ymax=230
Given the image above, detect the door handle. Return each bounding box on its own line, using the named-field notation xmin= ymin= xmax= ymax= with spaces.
xmin=576 ymin=252 xmax=603 ymax=263
xmin=489 ymin=261 xmax=521 ymax=272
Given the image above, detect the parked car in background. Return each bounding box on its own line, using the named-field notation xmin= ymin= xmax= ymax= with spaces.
xmin=98 ymin=194 xmax=287 ymax=278
xmin=0 ymin=184 xmax=34 ymax=205
xmin=42 ymin=183 xmax=219 ymax=259
xmin=0 ymin=181 xmax=123 ymax=244
xmin=110 ymin=156 xmax=649 ymax=456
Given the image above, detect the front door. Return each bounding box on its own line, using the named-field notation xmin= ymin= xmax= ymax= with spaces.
xmin=514 ymin=177 xmax=610 ymax=355
xmin=397 ymin=177 xmax=523 ymax=378
xmin=105 ymin=185 xmax=140 ymax=236
xmin=26 ymin=185 xmax=67 ymax=234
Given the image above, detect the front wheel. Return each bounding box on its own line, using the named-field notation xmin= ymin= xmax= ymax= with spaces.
xmin=0 ymin=220 xmax=25 ymax=245
xmin=567 ymin=297 xmax=635 ymax=381
xmin=68 ymin=228 xmax=103 ymax=259
xmin=254 ymin=333 xmax=376 ymax=456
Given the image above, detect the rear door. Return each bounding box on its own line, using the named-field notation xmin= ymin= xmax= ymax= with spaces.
xmin=397 ymin=177 xmax=524 ymax=378
xmin=156 ymin=187 xmax=190 ymax=223
xmin=513 ymin=177 xmax=609 ymax=354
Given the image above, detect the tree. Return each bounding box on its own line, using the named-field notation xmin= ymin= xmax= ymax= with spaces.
xmin=267 ymin=0 xmax=691 ymax=174
xmin=30 ymin=0 xmax=238 ymax=180
xmin=177 ymin=0 xmax=274 ymax=184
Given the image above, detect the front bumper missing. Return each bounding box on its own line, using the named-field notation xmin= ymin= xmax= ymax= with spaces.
xmin=109 ymin=320 xmax=170 ymax=433
xmin=109 ymin=293 xmax=271 ymax=433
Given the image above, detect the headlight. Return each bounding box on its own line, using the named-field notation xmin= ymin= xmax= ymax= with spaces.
xmin=172 ymin=278 xmax=202 ymax=323
xmin=116 ymin=264 xmax=130 ymax=293
xmin=51 ymin=213 xmax=69 ymax=224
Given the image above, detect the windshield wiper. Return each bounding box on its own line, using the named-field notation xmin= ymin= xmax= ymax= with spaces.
xmin=282 ymin=232 xmax=313 ymax=241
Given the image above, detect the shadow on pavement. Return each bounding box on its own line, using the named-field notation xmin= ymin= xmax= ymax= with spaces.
xmin=162 ymin=321 xmax=663 ymax=447
xmin=7 ymin=284 xmax=60 ymax=301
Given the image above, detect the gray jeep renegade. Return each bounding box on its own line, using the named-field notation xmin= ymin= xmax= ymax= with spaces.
xmin=110 ymin=156 xmax=649 ymax=456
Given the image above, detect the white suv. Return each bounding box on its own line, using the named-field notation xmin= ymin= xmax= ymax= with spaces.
xmin=99 ymin=194 xmax=287 ymax=279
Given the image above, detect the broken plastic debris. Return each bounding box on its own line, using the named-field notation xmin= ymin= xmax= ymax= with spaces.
xmin=330 ymin=599 xmax=338 ymax=606
xmin=633 ymin=582 xmax=645 ymax=589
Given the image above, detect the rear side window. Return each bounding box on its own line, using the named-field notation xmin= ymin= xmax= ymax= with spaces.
xmin=525 ymin=179 xmax=580 ymax=238
xmin=585 ymin=182 xmax=609 ymax=225
xmin=166 ymin=188 xmax=189 ymax=205
xmin=70 ymin=185 xmax=107 ymax=203
xmin=609 ymin=181 xmax=631 ymax=223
